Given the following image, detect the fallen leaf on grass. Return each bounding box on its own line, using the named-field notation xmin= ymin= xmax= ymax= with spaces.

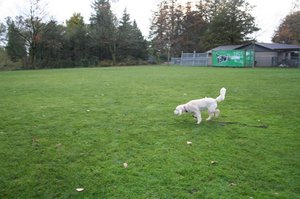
xmin=210 ymin=160 xmax=217 ymax=165
xmin=76 ymin=188 xmax=84 ymax=192
xmin=229 ymin=182 xmax=237 ymax=186
xmin=32 ymin=137 xmax=39 ymax=146
xmin=56 ymin=143 xmax=62 ymax=148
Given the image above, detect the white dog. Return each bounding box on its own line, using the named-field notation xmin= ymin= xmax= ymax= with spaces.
xmin=174 ymin=88 xmax=226 ymax=124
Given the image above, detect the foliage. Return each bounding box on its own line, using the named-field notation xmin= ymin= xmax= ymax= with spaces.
xmin=5 ymin=18 xmax=27 ymax=62
xmin=64 ymin=13 xmax=89 ymax=66
xmin=150 ymin=0 xmax=259 ymax=58
xmin=117 ymin=9 xmax=148 ymax=61
xmin=0 ymin=47 xmax=20 ymax=70
xmin=150 ymin=0 xmax=184 ymax=57
xmin=90 ymin=0 xmax=118 ymax=65
xmin=10 ymin=0 xmax=52 ymax=68
xmin=272 ymin=11 xmax=300 ymax=45
xmin=179 ymin=2 xmax=208 ymax=52
xmin=0 ymin=0 xmax=267 ymax=69
xmin=199 ymin=0 xmax=259 ymax=48
xmin=0 ymin=66 xmax=299 ymax=198
xmin=0 ymin=23 xmax=6 ymax=46
xmin=0 ymin=0 xmax=148 ymax=69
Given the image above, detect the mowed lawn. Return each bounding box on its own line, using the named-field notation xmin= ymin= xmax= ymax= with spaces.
xmin=0 ymin=66 xmax=299 ymax=198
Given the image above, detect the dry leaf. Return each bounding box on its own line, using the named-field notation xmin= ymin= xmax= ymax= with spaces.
xmin=76 ymin=188 xmax=84 ymax=192
xmin=210 ymin=160 xmax=217 ymax=165
xmin=229 ymin=182 xmax=237 ymax=186
xmin=56 ymin=143 xmax=62 ymax=147
xmin=123 ymin=162 xmax=128 ymax=168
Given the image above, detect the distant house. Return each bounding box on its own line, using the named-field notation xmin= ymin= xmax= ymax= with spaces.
xmin=208 ymin=43 xmax=300 ymax=67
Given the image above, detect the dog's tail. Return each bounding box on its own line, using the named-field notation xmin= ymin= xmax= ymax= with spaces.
xmin=215 ymin=87 xmax=226 ymax=102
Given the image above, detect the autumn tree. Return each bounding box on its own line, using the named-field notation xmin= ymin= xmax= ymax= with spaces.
xmin=150 ymin=0 xmax=170 ymax=57
xmin=179 ymin=2 xmax=208 ymax=52
xmin=150 ymin=0 xmax=258 ymax=56
xmin=150 ymin=0 xmax=184 ymax=59
xmin=7 ymin=0 xmax=53 ymax=68
xmin=272 ymin=11 xmax=300 ymax=45
xmin=198 ymin=0 xmax=259 ymax=50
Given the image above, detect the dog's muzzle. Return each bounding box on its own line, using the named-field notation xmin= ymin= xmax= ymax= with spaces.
xmin=174 ymin=109 xmax=182 ymax=115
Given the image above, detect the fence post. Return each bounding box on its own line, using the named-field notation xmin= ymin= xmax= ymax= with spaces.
xmin=193 ymin=51 xmax=196 ymax=66
xmin=180 ymin=51 xmax=183 ymax=65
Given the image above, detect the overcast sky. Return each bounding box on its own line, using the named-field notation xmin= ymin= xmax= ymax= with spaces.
xmin=0 ymin=0 xmax=298 ymax=42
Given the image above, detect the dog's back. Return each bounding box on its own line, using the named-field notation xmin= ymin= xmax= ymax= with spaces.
xmin=188 ymin=98 xmax=216 ymax=111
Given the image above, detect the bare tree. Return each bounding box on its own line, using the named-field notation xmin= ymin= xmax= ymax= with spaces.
xmin=12 ymin=0 xmax=51 ymax=67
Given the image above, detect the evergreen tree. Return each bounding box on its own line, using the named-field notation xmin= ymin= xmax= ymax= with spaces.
xmin=131 ymin=20 xmax=148 ymax=60
xmin=117 ymin=9 xmax=132 ymax=60
xmin=36 ymin=21 xmax=65 ymax=68
xmin=5 ymin=18 xmax=27 ymax=62
xmin=90 ymin=0 xmax=118 ymax=65
xmin=0 ymin=22 xmax=6 ymax=47
xmin=117 ymin=9 xmax=148 ymax=61
xmin=65 ymin=13 xmax=89 ymax=66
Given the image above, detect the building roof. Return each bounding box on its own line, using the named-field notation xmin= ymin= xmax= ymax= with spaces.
xmin=256 ymin=43 xmax=300 ymax=50
xmin=209 ymin=43 xmax=300 ymax=52
xmin=212 ymin=45 xmax=243 ymax=51
xmin=207 ymin=45 xmax=243 ymax=53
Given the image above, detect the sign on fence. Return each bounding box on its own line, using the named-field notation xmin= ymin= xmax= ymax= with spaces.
xmin=212 ymin=50 xmax=253 ymax=67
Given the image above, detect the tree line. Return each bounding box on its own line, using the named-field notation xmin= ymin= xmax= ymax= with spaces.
xmin=0 ymin=0 xmax=299 ymax=70
xmin=0 ymin=0 xmax=148 ymax=69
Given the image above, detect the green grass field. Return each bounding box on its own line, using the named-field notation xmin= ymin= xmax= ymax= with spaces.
xmin=0 ymin=66 xmax=299 ymax=198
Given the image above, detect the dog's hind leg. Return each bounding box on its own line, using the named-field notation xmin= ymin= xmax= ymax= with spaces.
xmin=206 ymin=112 xmax=214 ymax=121
xmin=214 ymin=109 xmax=220 ymax=117
xmin=206 ymin=109 xmax=216 ymax=121
xmin=206 ymin=115 xmax=212 ymax=121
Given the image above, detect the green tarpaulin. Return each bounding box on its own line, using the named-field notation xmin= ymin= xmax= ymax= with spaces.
xmin=212 ymin=50 xmax=254 ymax=67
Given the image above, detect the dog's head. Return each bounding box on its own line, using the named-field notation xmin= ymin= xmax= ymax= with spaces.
xmin=174 ymin=104 xmax=185 ymax=115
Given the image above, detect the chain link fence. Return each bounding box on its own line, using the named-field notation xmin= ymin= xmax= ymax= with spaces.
xmin=171 ymin=51 xmax=208 ymax=66
xmin=171 ymin=51 xmax=300 ymax=67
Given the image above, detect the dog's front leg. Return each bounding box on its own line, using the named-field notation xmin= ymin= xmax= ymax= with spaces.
xmin=195 ymin=112 xmax=202 ymax=124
